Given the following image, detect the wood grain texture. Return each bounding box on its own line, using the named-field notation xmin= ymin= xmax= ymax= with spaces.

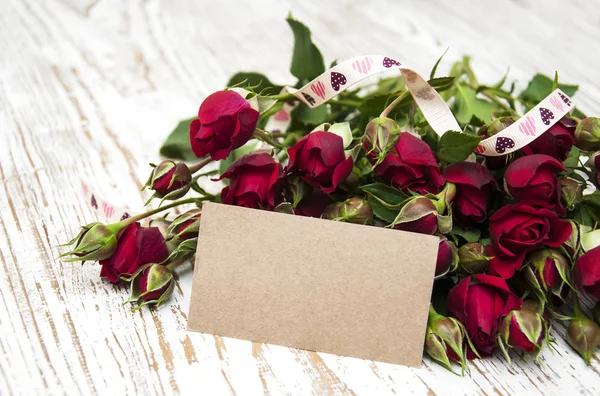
xmin=1 ymin=0 xmax=599 ymax=394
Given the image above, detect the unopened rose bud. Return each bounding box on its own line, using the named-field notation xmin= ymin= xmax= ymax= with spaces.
xmin=285 ymin=175 xmax=311 ymax=208
xmin=561 ymin=178 xmax=583 ymax=210
xmin=339 ymin=198 xmax=373 ymax=225
xmin=363 ymin=117 xmax=401 ymax=164
xmin=458 ymin=242 xmax=491 ymax=274
xmin=126 ymin=263 xmax=175 ymax=309
xmin=60 ymin=222 xmax=120 ymax=262
xmin=574 ymin=117 xmax=600 ymax=151
xmin=587 ymin=152 xmax=600 ymax=189
xmin=322 ymin=202 xmax=342 ymax=220
xmin=394 ymin=196 xmax=438 ymax=235
xmin=478 ymin=116 xmax=518 ymax=138
xmin=166 ymin=209 xmax=201 ymax=241
xmin=146 ymin=216 xmax=172 ymax=236
xmin=425 ymin=306 xmax=469 ymax=373
xmin=567 ymin=315 xmax=600 ymax=364
xmin=436 ymin=238 xmax=457 ymax=278
xmin=144 ymin=160 xmax=192 ymax=203
xmin=165 ymin=238 xmax=198 ymax=263
xmin=524 ymin=249 xmax=571 ymax=305
xmin=498 ymin=308 xmax=546 ymax=363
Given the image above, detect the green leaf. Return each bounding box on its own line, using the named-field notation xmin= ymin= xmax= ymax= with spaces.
xmin=292 ymin=103 xmax=330 ymax=125
xmin=518 ymin=73 xmax=578 ymax=106
xmin=367 ymin=196 xmax=398 ymax=223
xmin=227 ymin=72 xmax=282 ymax=94
xmin=360 ymin=183 xmax=409 ymax=206
xmin=286 ymin=15 xmax=325 ymax=83
xmin=429 ymin=77 xmax=455 ymax=92
xmin=430 ymin=47 xmax=449 ymax=80
xmin=160 ymin=117 xmax=197 ymax=161
xmin=453 ymin=83 xmax=498 ymax=124
xmin=437 ymin=131 xmax=482 ymax=163
xmin=563 ymin=147 xmax=581 ymax=169
xmin=453 ymin=224 xmax=481 ymax=243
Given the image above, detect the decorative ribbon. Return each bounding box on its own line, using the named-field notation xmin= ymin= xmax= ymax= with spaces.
xmin=266 ymin=55 xmax=575 ymax=157
xmin=82 ymin=182 xmax=132 ymax=223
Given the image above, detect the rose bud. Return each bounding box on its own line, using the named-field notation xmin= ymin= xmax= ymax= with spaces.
xmin=190 ymin=90 xmax=259 ymax=160
xmin=436 ymin=238 xmax=458 ymax=278
xmin=322 ymin=202 xmax=342 ymax=220
xmin=447 ymin=274 xmax=522 ymax=357
xmin=504 ymin=154 xmax=566 ymax=216
xmin=287 ymin=131 xmax=354 ymax=194
xmin=215 ymin=152 xmax=284 ymax=210
xmin=561 ymin=178 xmax=583 ymax=210
xmin=393 ymin=196 xmax=438 ymax=235
xmin=294 ymin=191 xmax=333 ymax=218
xmin=146 ymin=216 xmax=172 ymax=236
xmin=486 ymin=201 xmax=572 ymax=278
xmin=374 ymin=132 xmax=444 ymax=194
xmin=567 ymin=315 xmax=600 ymax=364
xmin=164 ymin=237 xmax=198 ymax=263
xmin=143 ymin=160 xmax=192 ymax=203
xmin=424 ymin=306 xmax=473 ymax=374
xmin=477 ymin=117 xmax=517 ymax=169
xmin=125 ymin=263 xmax=175 ymax=309
xmin=98 ymin=222 xmax=169 ymax=283
xmin=574 ymin=117 xmax=600 ymax=151
xmin=60 ymin=222 xmax=120 ymax=262
xmin=443 ymin=162 xmax=497 ymax=224
xmin=497 ymin=307 xmax=547 ymax=363
xmin=166 ymin=209 xmax=201 ymax=241
xmin=521 ymin=117 xmax=575 ymax=161
xmin=574 ymin=246 xmax=600 ymax=300
xmin=458 ymin=242 xmax=491 ymax=275
xmin=587 ymin=152 xmax=600 ymax=189
xmin=334 ymin=197 xmax=374 ymax=225
xmin=363 ymin=117 xmax=401 ymax=165
xmin=523 ymin=249 xmax=572 ymax=305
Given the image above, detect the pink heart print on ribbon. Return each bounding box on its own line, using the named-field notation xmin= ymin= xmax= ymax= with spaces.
xmin=276 ymin=55 xmax=575 ymax=156
xmin=81 ymin=182 xmax=133 ymax=223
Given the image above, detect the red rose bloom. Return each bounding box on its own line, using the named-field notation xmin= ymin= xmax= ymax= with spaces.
xmin=374 ymin=132 xmax=444 ymax=194
xmin=99 ymin=223 xmax=169 ymax=283
xmin=447 ymin=274 xmax=522 ymax=356
xmin=486 ymin=201 xmax=572 ymax=278
xmin=522 ymin=118 xmax=575 ymax=161
xmin=217 ymin=152 xmax=284 ymax=209
xmin=190 ymin=90 xmax=259 ymax=160
xmin=443 ymin=162 xmax=498 ymax=224
xmin=504 ymin=154 xmax=566 ymax=216
xmin=287 ymin=131 xmax=353 ymax=194
xmin=574 ymin=246 xmax=600 ymax=300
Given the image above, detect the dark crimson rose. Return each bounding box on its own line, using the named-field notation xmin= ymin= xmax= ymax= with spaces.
xmin=486 ymin=201 xmax=572 ymax=278
xmin=287 ymin=131 xmax=353 ymax=194
xmin=575 ymin=246 xmax=600 ymax=300
xmin=443 ymin=162 xmax=497 ymax=224
xmin=374 ymin=132 xmax=444 ymax=194
xmin=99 ymin=223 xmax=169 ymax=283
xmin=447 ymin=274 xmax=522 ymax=357
xmin=436 ymin=239 xmax=456 ymax=277
xmin=217 ymin=152 xmax=283 ymax=210
xmin=504 ymin=154 xmax=566 ymax=216
xmin=294 ymin=191 xmax=333 ymax=218
xmin=190 ymin=90 xmax=259 ymax=160
xmin=521 ymin=118 xmax=575 ymax=161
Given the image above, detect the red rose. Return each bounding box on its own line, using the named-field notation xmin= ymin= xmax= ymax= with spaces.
xmin=99 ymin=223 xmax=169 ymax=283
xmin=521 ymin=118 xmax=575 ymax=161
xmin=436 ymin=239 xmax=456 ymax=277
xmin=443 ymin=162 xmax=497 ymax=224
xmin=294 ymin=191 xmax=333 ymax=218
xmin=217 ymin=152 xmax=283 ymax=210
xmin=190 ymin=90 xmax=259 ymax=160
xmin=504 ymin=154 xmax=566 ymax=215
xmin=374 ymin=132 xmax=444 ymax=194
xmin=487 ymin=201 xmax=572 ymax=278
xmin=447 ymin=274 xmax=522 ymax=356
xmin=574 ymin=246 xmax=600 ymax=300
xmin=287 ymin=131 xmax=353 ymax=194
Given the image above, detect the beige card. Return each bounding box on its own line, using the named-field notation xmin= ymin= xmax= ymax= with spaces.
xmin=187 ymin=202 xmax=439 ymax=366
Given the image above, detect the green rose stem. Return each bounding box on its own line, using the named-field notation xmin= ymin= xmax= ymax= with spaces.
xmin=188 ymin=157 xmax=213 ymax=174
xmin=117 ymin=197 xmax=200 ymax=229
xmin=269 ymin=92 xmax=294 ymax=101
xmin=253 ymin=128 xmax=285 ymax=149
xmin=380 ymin=91 xmax=410 ymax=118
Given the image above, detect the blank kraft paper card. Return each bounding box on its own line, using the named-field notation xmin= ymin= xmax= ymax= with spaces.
xmin=187 ymin=202 xmax=439 ymax=366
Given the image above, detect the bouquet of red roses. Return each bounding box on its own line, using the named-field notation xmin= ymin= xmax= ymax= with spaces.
xmin=61 ymin=16 xmax=600 ymax=373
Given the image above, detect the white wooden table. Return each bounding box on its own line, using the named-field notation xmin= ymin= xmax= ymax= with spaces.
xmin=1 ymin=0 xmax=600 ymax=394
